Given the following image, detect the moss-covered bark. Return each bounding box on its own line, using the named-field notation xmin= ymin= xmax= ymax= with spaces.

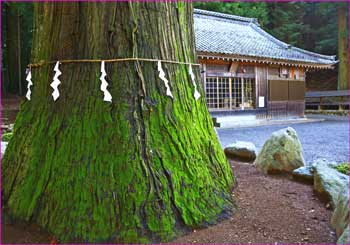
xmin=2 ymin=2 xmax=235 ymax=243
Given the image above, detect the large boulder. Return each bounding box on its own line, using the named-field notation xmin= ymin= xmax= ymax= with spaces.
xmin=312 ymin=159 xmax=350 ymax=244
xmin=331 ymin=189 xmax=350 ymax=237
xmin=255 ymin=127 xmax=305 ymax=174
xmin=337 ymin=224 xmax=350 ymax=244
xmin=313 ymin=159 xmax=349 ymax=208
xmin=224 ymin=141 xmax=257 ymax=162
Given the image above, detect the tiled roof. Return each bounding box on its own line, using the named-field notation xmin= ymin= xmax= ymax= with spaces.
xmin=194 ymin=9 xmax=336 ymax=67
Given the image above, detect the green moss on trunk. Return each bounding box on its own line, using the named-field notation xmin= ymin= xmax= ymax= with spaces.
xmin=2 ymin=2 xmax=235 ymax=243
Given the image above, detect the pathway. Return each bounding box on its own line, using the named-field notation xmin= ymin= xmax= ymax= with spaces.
xmin=217 ymin=115 xmax=349 ymax=164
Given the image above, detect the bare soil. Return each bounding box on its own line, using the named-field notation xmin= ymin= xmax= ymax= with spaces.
xmin=1 ymin=161 xmax=336 ymax=244
xmin=174 ymin=161 xmax=336 ymax=244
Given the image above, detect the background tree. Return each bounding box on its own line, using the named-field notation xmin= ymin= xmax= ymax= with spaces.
xmin=2 ymin=2 xmax=234 ymax=243
xmin=337 ymin=2 xmax=349 ymax=90
xmin=194 ymin=1 xmax=269 ymax=27
xmin=303 ymin=3 xmax=338 ymax=54
xmin=2 ymin=2 xmax=33 ymax=95
xmin=266 ymin=2 xmax=307 ymax=46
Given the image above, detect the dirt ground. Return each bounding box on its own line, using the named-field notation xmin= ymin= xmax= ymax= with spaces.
xmin=173 ymin=161 xmax=336 ymax=244
xmin=1 ymin=161 xmax=336 ymax=244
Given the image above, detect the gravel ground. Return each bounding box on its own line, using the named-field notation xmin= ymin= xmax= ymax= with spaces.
xmin=217 ymin=115 xmax=349 ymax=164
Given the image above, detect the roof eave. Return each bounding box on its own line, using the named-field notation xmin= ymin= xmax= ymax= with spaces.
xmin=197 ymin=52 xmax=336 ymax=70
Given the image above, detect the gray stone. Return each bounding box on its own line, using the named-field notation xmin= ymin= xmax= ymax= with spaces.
xmin=224 ymin=141 xmax=257 ymax=162
xmin=313 ymin=159 xmax=349 ymax=208
xmin=337 ymin=224 xmax=350 ymax=244
xmin=1 ymin=141 xmax=8 ymax=156
xmin=255 ymin=127 xmax=305 ymax=174
xmin=331 ymin=189 xmax=350 ymax=238
xmin=292 ymin=166 xmax=314 ymax=183
xmin=1 ymin=123 xmax=14 ymax=133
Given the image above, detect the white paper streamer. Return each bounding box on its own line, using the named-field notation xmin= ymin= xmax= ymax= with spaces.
xmin=25 ymin=70 xmax=33 ymax=100
xmin=50 ymin=61 xmax=62 ymax=101
xmin=188 ymin=65 xmax=200 ymax=101
xmin=157 ymin=61 xmax=173 ymax=99
xmin=100 ymin=61 xmax=112 ymax=102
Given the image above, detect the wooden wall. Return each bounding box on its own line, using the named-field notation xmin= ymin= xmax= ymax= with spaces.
xmin=199 ymin=58 xmax=306 ymax=117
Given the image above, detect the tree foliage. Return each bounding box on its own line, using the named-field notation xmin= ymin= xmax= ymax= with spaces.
xmin=194 ymin=2 xmax=269 ymax=27
xmin=266 ymin=2 xmax=307 ymax=47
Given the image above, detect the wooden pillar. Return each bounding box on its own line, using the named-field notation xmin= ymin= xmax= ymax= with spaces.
xmin=229 ymin=77 xmax=232 ymax=110
xmin=202 ymin=63 xmax=206 ymax=95
xmin=241 ymin=76 xmax=244 ymax=110
xmin=318 ymin=97 xmax=323 ymax=110
xmin=339 ymin=96 xmax=344 ymax=111
xmin=216 ymin=77 xmax=219 ymax=109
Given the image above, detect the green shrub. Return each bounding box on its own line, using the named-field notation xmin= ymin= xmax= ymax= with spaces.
xmin=335 ymin=162 xmax=350 ymax=175
xmin=2 ymin=132 xmax=13 ymax=142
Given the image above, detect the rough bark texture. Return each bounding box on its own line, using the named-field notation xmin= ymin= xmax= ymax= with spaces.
xmin=2 ymin=2 xmax=234 ymax=243
xmin=337 ymin=4 xmax=349 ymax=90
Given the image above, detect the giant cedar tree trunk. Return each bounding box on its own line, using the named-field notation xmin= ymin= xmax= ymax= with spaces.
xmin=337 ymin=4 xmax=349 ymax=90
xmin=2 ymin=2 xmax=234 ymax=243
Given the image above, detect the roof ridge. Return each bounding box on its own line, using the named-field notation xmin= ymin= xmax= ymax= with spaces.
xmin=291 ymin=46 xmax=336 ymax=61
xmin=194 ymin=8 xmax=258 ymax=24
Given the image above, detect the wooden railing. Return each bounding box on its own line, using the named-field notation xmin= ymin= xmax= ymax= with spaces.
xmin=305 ymin=90 xmax=350 ymax=110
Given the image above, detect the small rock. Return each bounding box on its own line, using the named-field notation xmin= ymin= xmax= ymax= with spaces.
xmin=1 ymin=141 xmax=8 ymax=156
xmin=224 ymin=141 xmax=257 ymax=162
xmin=292 ymin=165 xmax=314 ymax=183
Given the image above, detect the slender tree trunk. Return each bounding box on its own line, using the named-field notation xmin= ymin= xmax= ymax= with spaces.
xmin=337 ymin=4 xmax=349 ymax=90
xmin=5 ymin=3 xmax=20 ymax=94
xmin=2 ymin=2 xmax=234 ymax=243
xmin=17 ymin=10 xmax=22 ymax=95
